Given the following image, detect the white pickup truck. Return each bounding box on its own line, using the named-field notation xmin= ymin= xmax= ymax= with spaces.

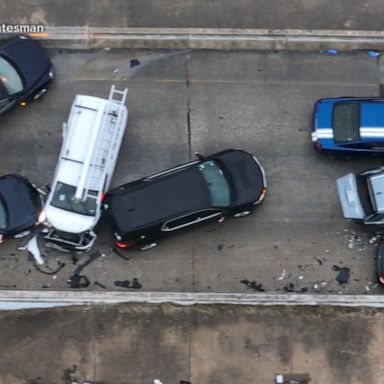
xmin=42 ymin=85 xmax=128 ymax=252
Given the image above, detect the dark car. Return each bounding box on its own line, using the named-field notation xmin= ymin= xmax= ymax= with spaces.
xmin=0 ymin=36 xmax=54 ymax=116
xmin=312 ymin=97 xmax=384 ymax=156
xmin=103 ymin=149 xmax=267 ymax=250
xmin=376 ymin=240 xmax=384 ymax=285
xmin=0 ymin=174 xmax=43 ymax=242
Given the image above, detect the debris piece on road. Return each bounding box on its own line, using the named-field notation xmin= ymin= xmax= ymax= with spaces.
xmin=180 ymin=381 xmax=191 ymax=384
xmin=33 ymin=260 xmax=66 ymax=275
xmin=73 ymin=251 xmax=102 ymax=276
xmin=315 ymin=257 xmax=323 ymax=265
xmin=26 ymin=235 xmax=44 ymax=265
xmin=14 ymin=230 xmax=31 ymax=238
xmin=217 ymin=243 xmax=224 ymax=251
xmin=67 ymin=274 xmax=90 ymax=288
xmin=153 ymin=380 xmax=163 ymax=384
xmin=368 ymin=51 xmax=380 ymax=58
xmin=112 ymin=245 xmax=131 ymax=261
xmin=131 ymin=277 xmax=143 ymax=289
xmin=130 ymin=58 xmax=140 ymax=68
xmin=114 ymin=278 xmax=143 ymax=289
xmin=278 ymin=269 xmax=286 ymax=280
xmin=94 ymin=281 xmax=106 ymax=289
xmin=298 ymin=275 xmax=304 ymax=280
xmin=332 ymin=265 xmax=350 ymax=285
xmin=240 ymin=279 xmax=265 ymax=292
xmin=114 ymin=280 xmax=131 ymax=288
xmin=327 ymin=49 xmax=338 ymax=55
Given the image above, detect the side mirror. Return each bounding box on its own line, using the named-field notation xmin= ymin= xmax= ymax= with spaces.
xmin=195 ymin=152 xmax=204 ymax=161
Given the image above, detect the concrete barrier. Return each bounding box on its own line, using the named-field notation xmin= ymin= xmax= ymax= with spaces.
xmin=1 ymin=27 xmax=384 ymax=51
xmin=1 ymin=290 xmax=384 ymax=310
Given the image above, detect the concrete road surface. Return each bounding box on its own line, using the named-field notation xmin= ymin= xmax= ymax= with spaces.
xmin=2 ymin=0 xmax=384 ymax=30
xmin=0 ymin=49 xmax=383 ymax=294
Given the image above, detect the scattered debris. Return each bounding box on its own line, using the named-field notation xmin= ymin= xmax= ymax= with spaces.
xmin=73 ymin=251 xmax=102 ymax=275
xmin=14 ymin=230 xmax=31 ymax=238
xmin=94 ymin=281 xmax=106 ymax=289
xmin=298 ymin=275 xmax=304 ymax=280
xmin=67 ymin=274 xmax=90 ymax=288
xmin=130 ymin=58 xmax=140 ymax=68
xmin=217 ymin=244 xmax=224 ymax=251
xmin=369 ymin=235 xmax=380 ymax=244
xmin=368 ymin=51 xmax=380 ymax=58
xmin=153 ymin=380 xmax=163 ymax=384
xmin=26 ymin=235 xmax=44 ymax=265
xmin=180 ymin=381 xmax=192 ymax=384
xmin=278 ymin=269 xmax=286 ymax=280
xmin=114 ymin=278 xmax=143 ymax=289
xmin=315 ymin=257 xmax=323 ymax=265
xmin=33 ymin=260 xmax=66 ymax=275
xmin=113 ymin=68 xmax=119 ymax=74
xmin=327 ymin=49 xmax=338 ymax=55
xmin=111 ymin=245 xmax=131 ymax=260
xmin=240 ymin=279 xmax=265 ymax=292
xmin=332 ymin=265 xmax=350 ymax=285
xmin=115 ymin=280 xmax=131 ymax=288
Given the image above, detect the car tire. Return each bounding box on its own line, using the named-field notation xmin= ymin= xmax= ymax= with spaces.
xmin=139 ymin=242 xmax=158 ymax=251
xmin=234 ymin=211 xmax=251 ymax=218
xmin=33 ymin=88 xmax=47 ymax=100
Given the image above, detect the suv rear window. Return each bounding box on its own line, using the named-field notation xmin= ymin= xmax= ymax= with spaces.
xmin=333 ymin=103 xmax=360 ymax=143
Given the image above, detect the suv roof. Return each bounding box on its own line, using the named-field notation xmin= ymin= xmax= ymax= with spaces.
xmin=109 ymin=165 xmax=211 ymax=233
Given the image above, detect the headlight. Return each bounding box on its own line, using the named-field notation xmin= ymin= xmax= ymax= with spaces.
xmin=48 ymin=68 xmax=55 ymax=79
xmin=38 ymin=210 xmax=46 ymax=224
xmin=311 ymin=132 xmax=318 ymax=142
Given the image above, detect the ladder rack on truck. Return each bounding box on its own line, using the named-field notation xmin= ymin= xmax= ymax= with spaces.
xmin=74 ymin=85 xmax=128 ymax=201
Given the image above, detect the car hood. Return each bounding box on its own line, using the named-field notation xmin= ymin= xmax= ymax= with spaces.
xmin=45 ymin=204 xmax=97 ymax=234
xmin=0 ymin=175 xmax=41 ymax=232
xmin=336 ymin=173 xmax=365 ymax=219
xmin=215 ymin=150 xmax=266 ymax=206
xmin=0 ymin=37 xmax=51 ymax=89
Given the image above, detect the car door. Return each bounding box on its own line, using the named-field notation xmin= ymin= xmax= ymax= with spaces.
xmin=162 ymin=209 xmax=224 ymax=233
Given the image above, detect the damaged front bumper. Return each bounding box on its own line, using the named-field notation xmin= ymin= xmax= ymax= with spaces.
xmin=43 ymin=228 xmax=97 ymax=253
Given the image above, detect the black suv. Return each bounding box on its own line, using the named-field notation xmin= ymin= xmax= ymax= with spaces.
xmin=0 ymin=174 xmax=43 ymax=242
xmin=104 ymin=149 xmax=267 ymax=250
xmin=0 ymin=36 xmax=54 ymax=116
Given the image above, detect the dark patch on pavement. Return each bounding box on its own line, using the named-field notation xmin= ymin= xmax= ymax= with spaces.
xmin=240 ymin=279 xmax=265 ymax=291
xmin=130 ymin=58 xmax=140 ymax=68
xmin=114 ymin=278 xmax=143 ymax=289
xmin=67 ymin=274 xmax=90 ymax=288
xmin=332 ymin=265 xmax=350 ymax=285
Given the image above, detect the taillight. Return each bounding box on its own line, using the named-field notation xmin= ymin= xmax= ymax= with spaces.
xmin=100 ymin=192 xmax=106 ymax=201
xmin=379 ymin=276 xmax=384 ymax=285
xmin=115 ymin=241 xmax=132 ymax=249
xmin=313 ymin=140 xmax=322 ymax=151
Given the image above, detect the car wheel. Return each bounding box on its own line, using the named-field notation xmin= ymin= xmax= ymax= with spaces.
xmin=234 ymin=211 xmax=251 ymax=218
xmin=139 ymin=242 xmax=158 ymax=251
xmin=33 ymin=88 xmax=47 ymax=100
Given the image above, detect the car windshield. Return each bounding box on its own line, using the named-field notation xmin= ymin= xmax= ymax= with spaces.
xmin=0 ymin=56 xmax=23 ymax=96
xmin=333 ymin=103 xmax=360 ymax=143
xmin=51 ymin=182 xmax=98 ymax=216
xmin=196 ymin=160 xmax=230 ymax=206
xmin=0 ymin=196 xmax=7 ymax=229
